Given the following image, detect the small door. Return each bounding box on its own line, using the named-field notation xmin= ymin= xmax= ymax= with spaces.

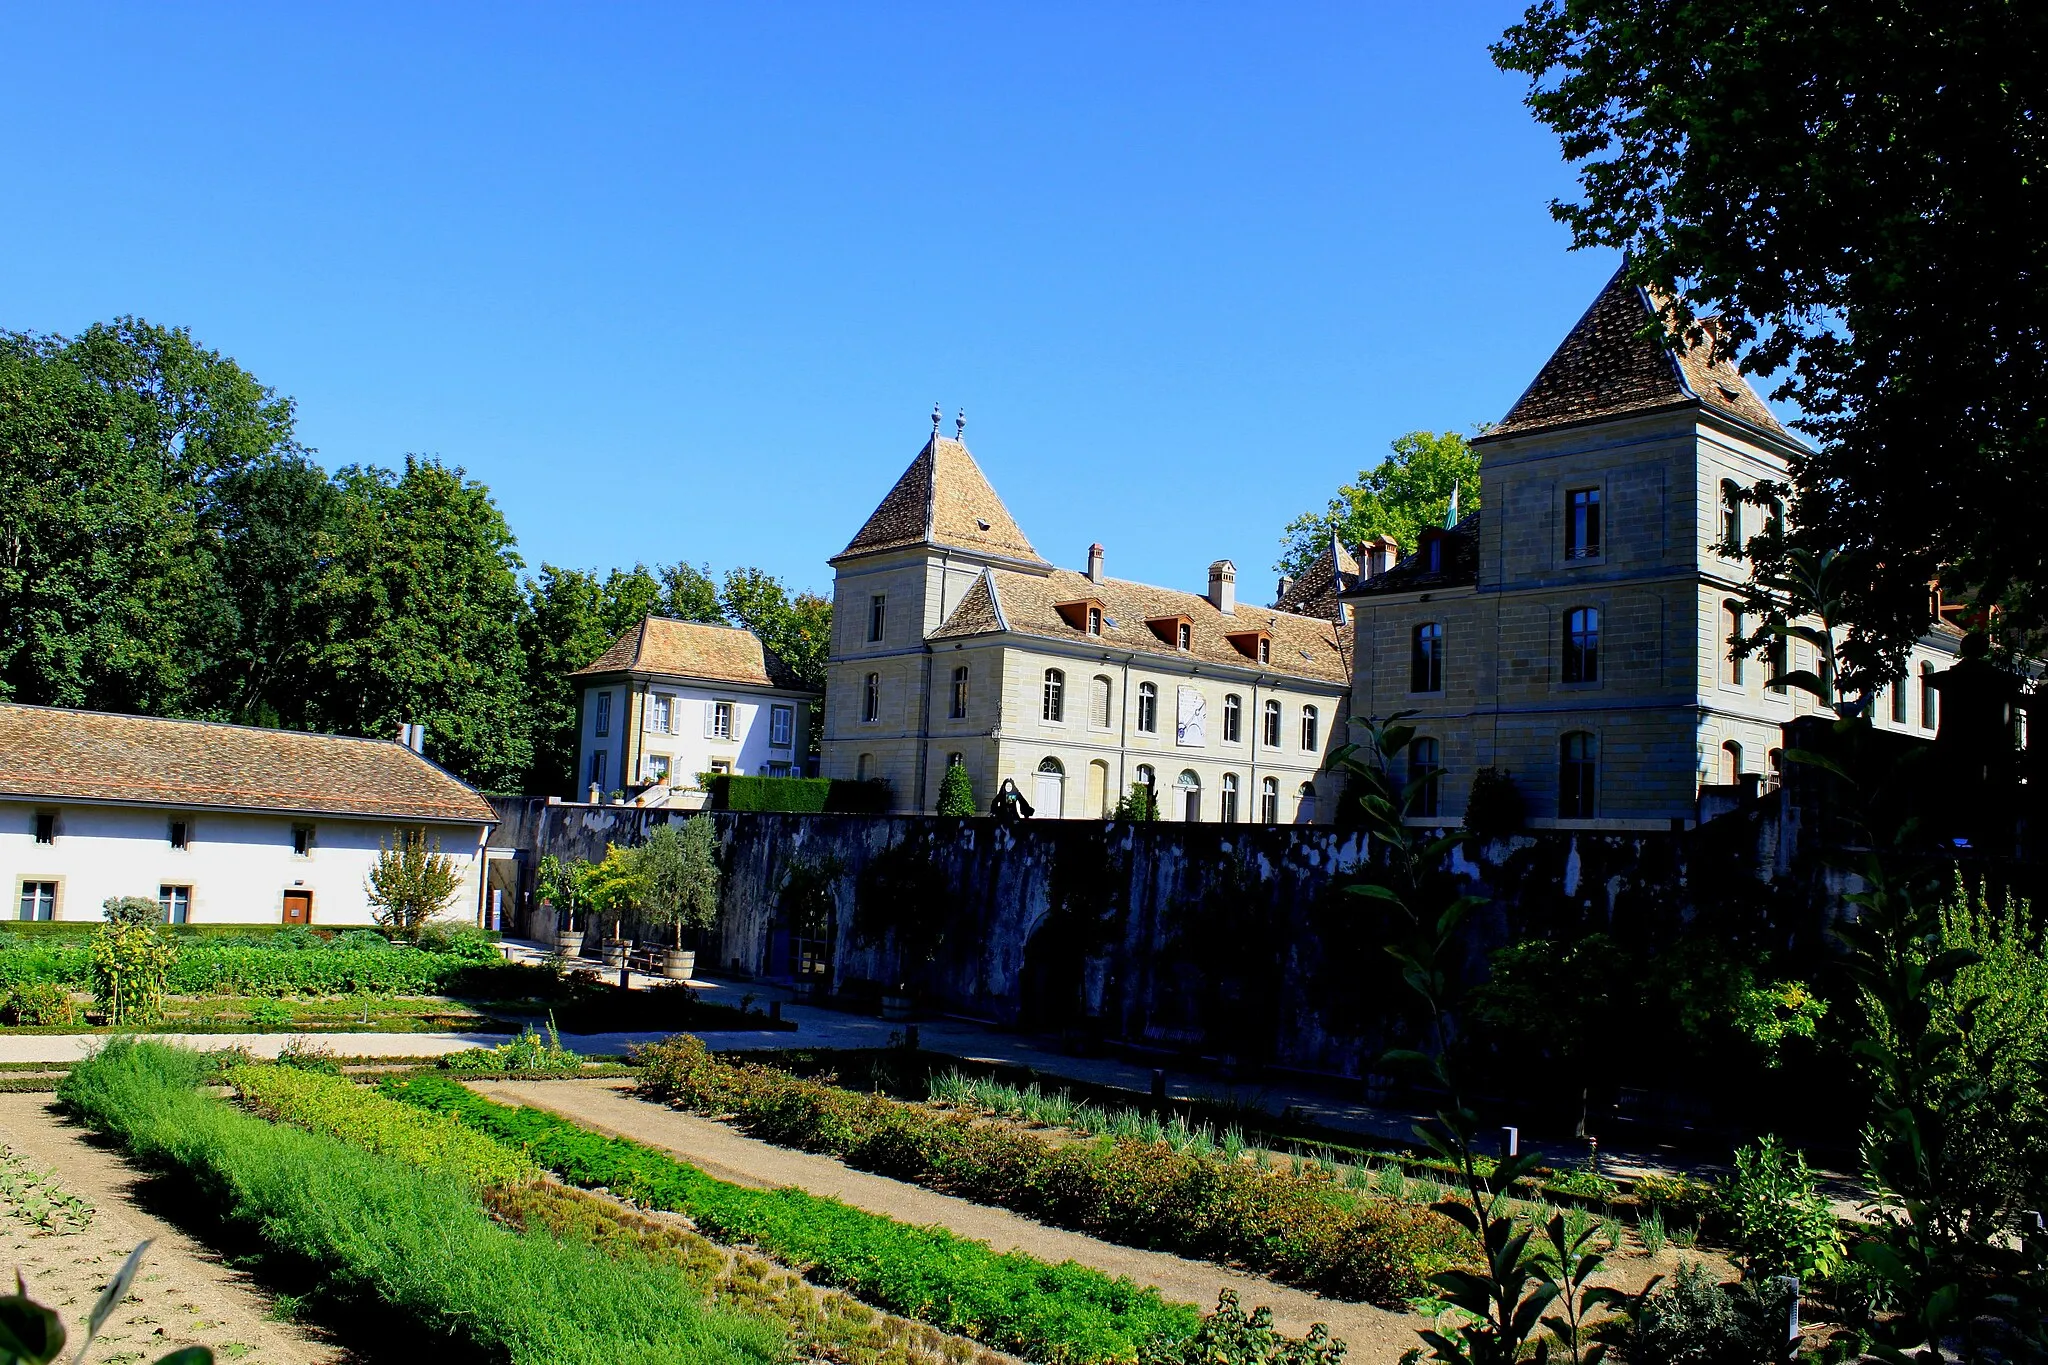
xmin=281 ymin=890 xmax=312 ymax=925
xmin=1034 ymin=771 xmax=1065 ymax=819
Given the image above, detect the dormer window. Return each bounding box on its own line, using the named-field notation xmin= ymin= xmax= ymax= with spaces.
xmin=1224 ymin=629 xmax=1273 ymax=663
xmin=1055 ymin=598 xmax=1108 ymax=635
xmin=1088 ymin=607 xmax=1102 ymax=635
xmin=1147 ymin=615 xmax=1195 ymax=650
xmin=1178 ymin=623 xmax=1192 ymax=650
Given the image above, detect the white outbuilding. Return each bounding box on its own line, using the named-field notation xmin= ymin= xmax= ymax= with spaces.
xmin=0 ymin=704 xmax=498 ymax=926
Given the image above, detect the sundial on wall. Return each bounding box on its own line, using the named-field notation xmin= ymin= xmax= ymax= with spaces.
xmin=1176 ymin=686 xmax=1206 ymax=748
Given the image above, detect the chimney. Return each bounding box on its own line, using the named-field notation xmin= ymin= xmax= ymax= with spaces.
xmin=1276 ymin=573 xmax=1294 ymax=602
xmin=1364 ymin=535 xmax=1400 ymax=578
xmin=1087 ymin=542 xmax=1105 ymax=584
xmin=395 ymin=721 xmax=426 ymax=754
xmin=1207 ymin=559 xmax=1236 ymax=615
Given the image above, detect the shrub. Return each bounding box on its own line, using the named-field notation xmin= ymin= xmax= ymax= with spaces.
xmin=58 ymin=1041 xmax=784 ymax=1365
xmin=934 ymin=764 xmax=977 ymax=816
xmin=1461 ymin=767 xmax=1523 ymax=840
xmin=709 ymin=776 xmax=890 ymax=813
xmin=230 ymin=1061 xmax=538 ymax=1191
xmin=442 ymin=1020 xmax=583 ymax=1074
xmin=90 ymin=923 xmax=177 ymax=1025
xmin=1720 ymin=1134 xmax=1844 ymax=1280
xmin=635 ymin=1036 xmax=1464 ymax=1303
xmin=383 ymin=1071 xmax=1199 ymax=1363
xmin=1139 ymin=1290 xmax=1344 ymax=1365
xmin=2 ymin=982 xmax=76 ymax=1027
xmin=364 ymin=829 xmax=464 ymax=941
xmin=412 ymin=923 xmax=502 ymax=962
xmin=1614 ymin=1261 xmax=1789 ymax=1365
xmin=246 ymin=998 xmax=293 ymax=1029
xmin=101 ymin=895 xmax=164 ymax=928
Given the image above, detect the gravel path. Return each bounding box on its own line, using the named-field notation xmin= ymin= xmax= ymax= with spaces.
xmin=476 ymin=1078 xmax=1431 ymax=1361
xmin=0 ymin=1092 xmax=341 ymax=1365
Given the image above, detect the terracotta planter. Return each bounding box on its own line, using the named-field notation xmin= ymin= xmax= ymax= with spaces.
xmin=880 ymin=993 xmax=915 ymax=1022
xmin=662 ymin=949 xmax=696 ymax=981
xmin=554 ymin=930 xmax=584 ymax=958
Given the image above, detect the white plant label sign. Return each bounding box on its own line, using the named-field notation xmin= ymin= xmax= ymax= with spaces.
xmin=1176 ymin=686 xmax=1207 ymax=748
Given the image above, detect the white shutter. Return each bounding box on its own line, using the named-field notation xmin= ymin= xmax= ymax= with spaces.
xmin=703 ymin=699 xmax=715 ymax=738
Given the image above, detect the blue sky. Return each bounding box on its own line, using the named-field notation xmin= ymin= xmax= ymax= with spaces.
xmin=2 ymin=3 xmax=1628 ymax=603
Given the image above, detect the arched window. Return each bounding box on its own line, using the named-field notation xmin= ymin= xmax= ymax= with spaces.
xmin=1091 ymin=676 xmax=1113 ymax=729
xmin=1890 ymin=674 xmax=1908 ymax=723
xmin=1559 ymin=732 xmax=1597 ymax=818
xmin=1176 ymin=769 xmax=1202 ymax=823
xmin=950 ymin=665 xmax=969 ymax=719
xmin=1035 ymin=756 xmax=1066 ymax=819
xmin=1408 ymin=737 xmax=1441 ymax=817
xmin=1300 ymin=705 xmax=1319 ymax=751
xmin=947 ymin=751 xmax=963 ymax=769
xmin=863 ymin=672 xmax=880 ymax=722
xmin=1222 ymin=694 xmax=1242 ymax=743
xmin=1768 ymin=631 xmax=1789 ymax=694
xmin=1767 ymin=747 xmax=1785 ymax=791
xmin=1411 ymin=622 xmax=1444 ymax=692
xmin=1038 ymin=756 xmax=1065 ymax=774
xmin=1263 ymin=699 xmax=1283 ymax=747
xmin=1563 ymin=607 xmax=1599 ymax=683
xmin=1134 ymin=763 xmax=1155 ymax=792
xmin=1297 ymin=782 xmax=1318 ymax=823
xmin=1920 ymin=661 xmax=1938 ymax=730
xmin=1722 ymin=740 xmax=1743 ymax=784
xmin=1220 ymin=773 xmax=1240 ymax=824
xmin=1720 ymin=480 xmax=1742 ymax=550
xmin=1260 ymin=776 xmax=1280 ymax=823
xmin=856 ymin=753 xmax=873 ymax=781
xmin=1725 ymin=603 xmax=1747 ymax=685
xmin=1137 ymin=682 xmax=1159 ymax=733
xmin=1767 ymin=498 xmax=1786 ymax=543
xmin=1042 ymin=669 xmax=1065 ymax=722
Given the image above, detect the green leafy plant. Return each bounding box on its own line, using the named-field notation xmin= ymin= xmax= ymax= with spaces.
xmin=636 ymin=816 xmax=720 ymax=946
xmin=89 ymin=922 xmax=177 ymax=1026
xmin=934 ymin=762 xmax=977 ymax=816
xmin=1606 ymin=1261 xmax=1788 ymax=1365
xmin=1460 ymin=767 xmax=1522 ymax=841
xmin=1720 ymin=1134 xmax=1844 ymax=1281
xmin=441 ymin=1018 xmax=583 ymax=1074
xmin=1111 ymin=781 xmax=1159 ymax=822
xmin=533 ymin=853 xmax=583 ymax=930
xmin=101 ymin=896 xmax=164 ymax=929
xmin=576 ymin=843 xmax=643 ymax=943
xmin=1 ymin=984 xmax=75 ymax=1027
xmin=364 ymin=829 xmax=464 ymax=941
xmin=1139 ymin=1290 xmax=1343 ymax=1365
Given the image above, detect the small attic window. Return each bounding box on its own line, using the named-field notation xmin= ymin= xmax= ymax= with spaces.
xmin=1055 ymin=598 xmax=1107 ymax=634
xmin=1225 ymin=629 xmax=1273 ymax=663
xmin=1178 ymin=623 xmax=1192 ymax=651
xmin=976 ymin=518 xmax=992 ymax=531
xmin=1715 ymin=382 xmax=1741 ymax=402
xmin=1148 ymin=615 xmax=1195 ymax=650
xmin=1087 ymin=607 xmax=1102 ymax=635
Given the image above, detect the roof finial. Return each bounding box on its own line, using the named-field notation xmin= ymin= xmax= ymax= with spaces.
xmin=955 ymin=408 xmax=967 ymax=441
xmin=931 ymin=403 xmax=942 ymax=436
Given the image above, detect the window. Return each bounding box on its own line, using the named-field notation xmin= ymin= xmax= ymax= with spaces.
xmin=650 ymin=695 xmax=672 ymax=733
xmin=863 ymin=673 xmax=881 ymax=723
xmin=292 ymin=825 xmax=313 ymax=858
xmin=33 ymin=812 xmax=54 ymax=845
xmin=1176 ymin=622 xmax=1192 ymax=651
xmin=1721 ymin=741 xmax=1743 ymax=784
xmin=947 ymin=751 xmax=963 ymax=769
xmin=1176 ymin=770 xmax=1201 ymax=822
xmin=1300 ymin=705 xmax=1319 ymax=751
xmin=950 ymin=666 xmax=970 ymax=719
xmin=1087 ymin=606 xmax=1102 ymax=636
xmin=1426 ymin=537 xmax=1444 ymax=573
xmin=1220 ymin=773 xmax=1241 ymax=824
xmin=1768 ymin=633 xmax=1789 ymax=694
xmin=1137 ymin=682 xmax=1158 ymax=733
xmin=710 ymin=758 xmax=732 ymax=776
xmin=1563 ymin=607 xmax=1600 ymax=683
xmin=770 ymin=704 xmax=794 ymax=748
xmin=1134 ymin=763 xmax=1156 ymax=793
xmin=646 ymin=754 xmax=671 ymax=783
xmin=868 ymin=594 xmax=887 ymax=643
xmin=1263 ymin=698 xmax=1283 ymax=747
xmin=1409 ymin=737 xmax=1441 ymax=817
xmin=1767 ymin=498 xmax=1786 ymax=543
xmin=856 ymin=753 xmax=872 ymax=780
xmin=1565 ymin=487 xmax=1601 ymax=559
xmin=158 ymin=885 xmax=191 ymax=925
xmin=1222 ymin=694 xmax=1242 ymax=743
xmin=1257 ymin=638 xmax=1271 ymax=664
xmin=17 ymin=882 xmax=55 ymax=922
xmin=1260 ymin=776 xmax=1280 ymax=824
xmin=1725 ymin=603 xmax=1747 ymax=685
xmin=709 ymin=700 xmax=735 ymax=740
xmin=1091 ymin=676 xmax=1112 ymax=729
xmin=168 ymin=818 xmax=190 ymax=850
xmin=1920 ymin=662 xmax=1938 ymax=730
xmin=589 ymin=750 xmax=607 ymax=792
xmin=1042 ymin=669 xmax=1065 ymax=722
xmin=1720 ymin=481 xmax=1742 ymax=550
xmin=593 ymin=691 xmax=612 ymax=738
xmin=1559 ymin=732 xmax=1597 ymax=818
xmin=1890 ymin=676 xmax=1908 ymax=724
xmin=1297 ymin=782 xmax=1318 ymax=822
xmin=1411 ymin=622 xmax=1444 ymax=693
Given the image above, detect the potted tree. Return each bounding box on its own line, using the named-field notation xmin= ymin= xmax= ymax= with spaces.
xmin=579 ymin=844 xmax=642 ymax=968
xmin=535 ymin=854 xmax=585 ymax=957
xmin=637 ymin=815 xmax=720 ymax=979
xmin=852 ymin=835 xmax=952 ymax=1021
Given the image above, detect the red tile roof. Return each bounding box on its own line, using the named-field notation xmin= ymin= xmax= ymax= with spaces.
xmin=0 ymin=704 xmax=497 ymax=823
xmin=572 ymin=617 xmax=810 ymax=691
xmin=833 ymin=436 xmax=1049 ymax=567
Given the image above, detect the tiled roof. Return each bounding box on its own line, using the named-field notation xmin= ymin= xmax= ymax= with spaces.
xmin=833 ymin=436 xmax=1049 ymax=567
xmin=1346 ymin=513 xmax=1481 ymax=596
xmin=1274 ymin=534 xmax=1360 ymax=622
xmin=572 ymin=617 xmax=810 ymax=692
xmin=1485 ymin=268 xmax=1792 ymax=442
xmin=931 ymin=568 xmax=1349 ymax=685
xmin=0 ymin=704 xmax=497 ymax=824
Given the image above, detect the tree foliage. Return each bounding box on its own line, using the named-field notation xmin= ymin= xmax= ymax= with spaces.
xmin=1275 ymin=431 xmax=1478 ymax=577
xmin=1494 ymin=1 xmax=2048 ymax=676
xmin=364 ymin=829 xmax=465 ymax=941
xmin=637 ymin=816 xmax=721 ymax=944
xmin=933 ymin=763 xmax=977 ymax=816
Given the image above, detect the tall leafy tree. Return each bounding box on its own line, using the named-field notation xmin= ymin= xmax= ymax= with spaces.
xmin=306 ymin=456 xmax=532 ymax=790
xmin=1493 ymin=1 xmax=2048 ymax=683
xmin=1276 ymin=430 xmax=1479 ymax=577
xmin=720 ymin=567 xmax=831 ymax=692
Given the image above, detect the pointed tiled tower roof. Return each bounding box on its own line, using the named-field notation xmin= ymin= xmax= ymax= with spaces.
xmin=1273 ymin=530 xmax=1360 ymax=622
xmin=832 ymin=434 xmax=1050 ymax=568
xmin=1486 ymin=267 xmax=1792 ymax=442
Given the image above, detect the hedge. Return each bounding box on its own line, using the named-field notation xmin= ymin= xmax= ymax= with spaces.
xmin=708 ymin=775 xmax=891 ymax=813
xmin=635 ymin=1036 xmax=1466 ymax=1305
xmin=0 ymin=941 xmax=532 ymax=997
xmin=383 ymin=1071 xmax=1197 ymax=1363
xmin=57 ymin=1041 xmax=786 ymax=1365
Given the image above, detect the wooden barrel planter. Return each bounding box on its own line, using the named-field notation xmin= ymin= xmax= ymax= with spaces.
xmin=600 ymin=939 xmax=629 ymax=969
xmin=554 ymin=930 xmax=584 ymax=958
xmin=661 ymin=949 xmax=696 ymax=981
xmin=879 ymin=993 xmax=916 ymax=1022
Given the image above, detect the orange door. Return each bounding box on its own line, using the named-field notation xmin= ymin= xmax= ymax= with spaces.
xmin=281 ymin=890 xmax=312 ymax=925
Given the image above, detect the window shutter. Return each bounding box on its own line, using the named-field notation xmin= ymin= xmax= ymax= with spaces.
xmin=703 ymin=700 xmax=715 ymax=738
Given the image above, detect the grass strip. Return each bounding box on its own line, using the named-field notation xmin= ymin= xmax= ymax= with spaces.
xmin=384 ymin=1072 xmax=1197 ymax=1364
xmin=58 ymin=1040 xmax=787 ymax=1365
xmin=635 ymin=1037 xmax=1464 ymax=1304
